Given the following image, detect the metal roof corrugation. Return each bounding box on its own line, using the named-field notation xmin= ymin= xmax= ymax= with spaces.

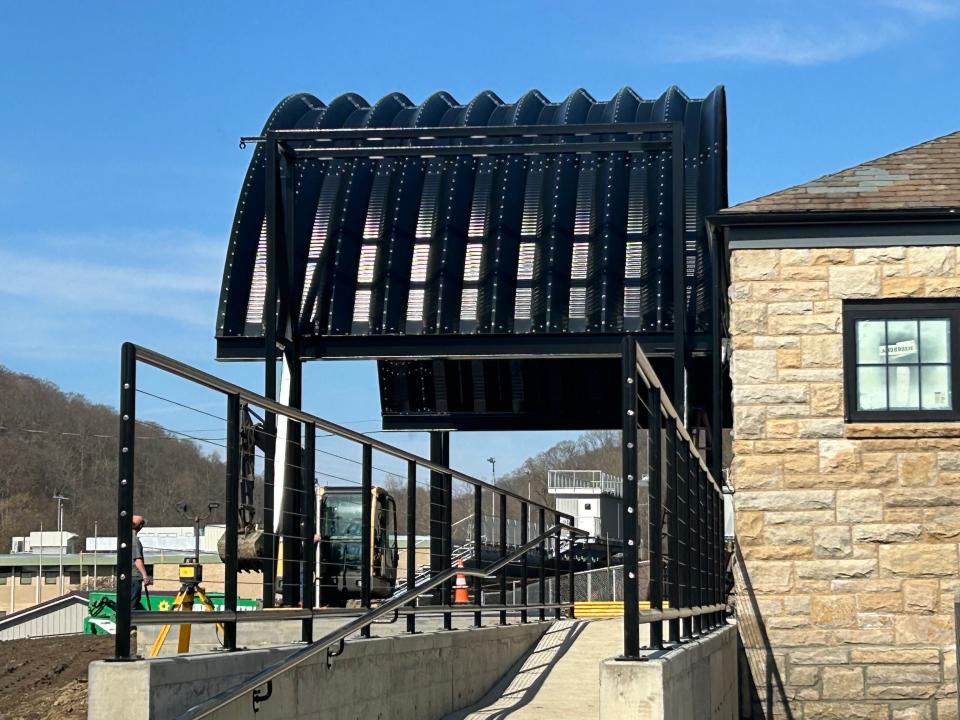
xmin=217 ymin=86 xmax=727 ymax=344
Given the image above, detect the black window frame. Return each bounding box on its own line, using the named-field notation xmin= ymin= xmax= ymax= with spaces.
xmin=843 ymin=300 xmax=960 ymax=423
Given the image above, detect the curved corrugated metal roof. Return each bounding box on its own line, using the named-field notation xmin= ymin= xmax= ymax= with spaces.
xmin=216 ymin=86 xmax=727 ymax=349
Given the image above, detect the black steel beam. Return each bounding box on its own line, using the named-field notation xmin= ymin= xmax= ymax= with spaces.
xmin=223 ymin=393 xmax=240 ymax=651
xmin=217 ymin=331 xmax=716 ymax=361
xmin=113 ymin=343 xmax=136 ymax=661
xmin=301 ymin=422 xmax=315 ymax=643
xmin=619 ymin=337 xmax=640 ymax=659
xmin=647 ymin=383 xmax=663 ymax=650
xmin=245 ymin=121 xmax=679 ymax=144
xmin=295 ymin=140 xmax=673 ymax=160
xmin=406 ymin=460 xmax=418 ymax=634
xmin=360 ymin=444 xmax=372 ymax=638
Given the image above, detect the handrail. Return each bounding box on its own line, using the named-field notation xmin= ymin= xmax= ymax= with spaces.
xmin=631 ymin=340 xmax=722 ymax=493
xmin=178 ymin=523 xmax=588 ymax=720
xmin=130 ymin=344 xmax=568 ymax=517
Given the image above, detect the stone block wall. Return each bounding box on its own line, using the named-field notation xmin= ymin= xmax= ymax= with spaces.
xmin=729 ymin=245 xmax=960 ymax=720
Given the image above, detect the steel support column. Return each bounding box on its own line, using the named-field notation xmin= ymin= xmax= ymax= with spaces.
xmin=360 ymin=444 xmax=372 ymax=638
xmin=647 ymin=383 xmax=663 ymax=650
xmin=521 ymin=502 xmax=529 ymax=623
xmin=406 ymin=460 xmax=418 ymax=634
xmin=500 ymin=494 xmax=508 ymax=625
xmin=620 ymin=337 xmax=640 ymax=659
xmin=113 ymin=343 xmax=136 ymax=660
xmin=473 ymin=485 xmax=483 ymax=628
xmin=300 ymin=423 xmax=315 ymax=642
xmin=223 ymin=393 xmax=240 ymax=651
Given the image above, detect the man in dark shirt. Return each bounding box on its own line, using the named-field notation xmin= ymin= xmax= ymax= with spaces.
xmin=131 ymin=515 xmax=152 ymax=611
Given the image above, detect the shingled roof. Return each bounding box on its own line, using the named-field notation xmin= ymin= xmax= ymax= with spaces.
xmin=726 ymin=130 xmax=960 ymax=214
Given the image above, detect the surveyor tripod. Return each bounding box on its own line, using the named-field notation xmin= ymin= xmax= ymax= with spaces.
xmin=148 ymin=560 xmax=224 ymax=657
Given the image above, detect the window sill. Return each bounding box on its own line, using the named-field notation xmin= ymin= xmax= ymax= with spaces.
xmin=845 ymin=422 xmax=960 ymax=439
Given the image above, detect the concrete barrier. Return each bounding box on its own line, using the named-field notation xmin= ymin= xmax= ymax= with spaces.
xmin=598 ymin=624 xmax=737 ymax=720
xmin=88 ymin=621 xmax=550 ymax=720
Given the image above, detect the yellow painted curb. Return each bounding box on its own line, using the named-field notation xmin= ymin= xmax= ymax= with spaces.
xmin=573 ymin=601 xmax=671 ymax=617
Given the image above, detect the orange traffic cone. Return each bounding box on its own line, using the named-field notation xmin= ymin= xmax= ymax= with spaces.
xmin=454 ymin=559 xmax=470 ymax=604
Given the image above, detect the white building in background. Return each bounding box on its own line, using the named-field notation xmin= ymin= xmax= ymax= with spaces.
xmin=10 ymin=531 xmax=80 ymax=554
xmin=546 ymin=470 xmax=628 ymax=540
xmin=84 ymin=525 xmax=227 ymax=554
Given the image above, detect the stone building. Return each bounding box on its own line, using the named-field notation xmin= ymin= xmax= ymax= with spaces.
xmin=713 ymin=131 xmax=960 ymax=719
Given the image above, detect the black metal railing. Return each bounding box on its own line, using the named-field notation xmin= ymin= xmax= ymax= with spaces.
xmin=175 ymin=523 xmax=585 ymax=719
xmin=619 ymin=337 xmax=727 ymax=659
xmin=113 ymin=343 xmax=579 ymax=661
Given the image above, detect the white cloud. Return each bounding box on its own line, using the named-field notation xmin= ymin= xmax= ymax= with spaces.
xmin=664 ymin=19 xmax=903 ymax=66
xmin=878 ymin=0 xmax=957 ymax=18
xmin=0 ymin=244 xmax=218 ymax=327
xmin=660 ymin=0 xmax=952 ymax=66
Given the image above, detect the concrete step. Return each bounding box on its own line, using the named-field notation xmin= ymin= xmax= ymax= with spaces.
xmin=444 ymin=618 xmax=644 ymax=720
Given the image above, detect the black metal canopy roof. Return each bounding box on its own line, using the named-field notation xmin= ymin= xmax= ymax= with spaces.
xmin=216 ymin=86 xmax=728 ymax=430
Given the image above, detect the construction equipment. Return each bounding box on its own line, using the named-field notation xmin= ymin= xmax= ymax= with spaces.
xmin=217 ymin=403 xmax=267 ymax=572
xmin=315 ymin=486 xmax=399 ymax=607
xmin=218 ymin=402 xmax=400 ymax=607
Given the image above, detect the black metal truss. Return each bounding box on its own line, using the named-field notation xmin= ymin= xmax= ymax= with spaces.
xmin=215 ymin=86 xmax=728 ymax=446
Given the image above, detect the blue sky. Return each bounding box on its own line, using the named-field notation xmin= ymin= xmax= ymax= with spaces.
xmin=1 ymin=0 xmax=958 ymax=479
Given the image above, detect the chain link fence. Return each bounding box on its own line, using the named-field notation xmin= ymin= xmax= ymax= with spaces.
xmin=480 ymin=562 xmax=651 ymax=605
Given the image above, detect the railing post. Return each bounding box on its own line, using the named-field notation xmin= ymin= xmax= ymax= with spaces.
xmin=443 ymin=469 xmax=452 ymax=631
xmin=301 ymin=422 xmax=315 ymax=643
xmin=114 ymin=343 xmax=136 ymax=660
xmin=474 ymin=485 xmax=482 ymax=628
xmin=667 ymin=424 xmax=680 ymax=644
xmin=689 ymin=449 xmax=701 ymax=637
xmin=647 ymin=384 xmax=663 ymax=650
xmin=223 ymin=393 xmax=241 ymax=651
xmin=567 ymin=520 xmax=575 ymax=619
xmin=262 ymin=134 xmax=279 ymax=610
xmin=553 ymin=512 xmax=562 ymax=621
xmin=521 ymin=502 xmax=529 ymax=623
xmin=429 ymin=431 xmax=447 ymax=617
xmin=407 ymin=460 xmax=418 ymax=634
xmin=620 ymin=337 xmax=640 ymax=659
xmin=538 ymin=508 xmax=546 ymax=622
xmin=360 ymin=444 xmax=372 ymax=638
xmin=717 ymin=487 xmax=724 ymax=626
xmin=678 ymin=426 xmax=691 ymax=640
xmin=499 ymin=494 xmax=507 ymax=625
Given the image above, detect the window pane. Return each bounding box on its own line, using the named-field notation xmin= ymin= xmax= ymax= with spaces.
xmin=888 ymin=365 xmax=919 ymax=409
xmin=920 ymin=320 xmax=950 ymax=364
xmin=857 ymin=366 xmax=887 ymax=410
xmin=856 ymin=320 xmax=886 ymax=364
xmin=921 ymin=366 xmax=951 ymax=410
xmin=885 ymin=320 xmax=919 ymax=364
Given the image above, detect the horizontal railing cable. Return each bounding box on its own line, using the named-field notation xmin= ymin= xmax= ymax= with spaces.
xmin=177 ymin=522 xmax=587 ymax=720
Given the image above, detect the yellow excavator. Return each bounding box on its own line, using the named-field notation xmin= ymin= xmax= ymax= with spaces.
xmin=218 ymin=404 xmax=399 ymax=607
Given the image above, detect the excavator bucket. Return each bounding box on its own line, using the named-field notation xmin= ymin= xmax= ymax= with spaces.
xmin=218 ymin=529 xmax=266 ymax=573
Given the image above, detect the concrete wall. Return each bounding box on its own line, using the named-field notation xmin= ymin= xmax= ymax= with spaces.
xmin=598 ymin=624 xmax=737 ymax=720
xmin=89 ymin=620 xmax=550 ymax=720
xmin=728 ymin=246 xmax=960 ymax=719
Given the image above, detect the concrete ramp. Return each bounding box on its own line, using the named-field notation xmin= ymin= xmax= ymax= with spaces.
xmin=444 ymin=618 xmax=627 ymax=720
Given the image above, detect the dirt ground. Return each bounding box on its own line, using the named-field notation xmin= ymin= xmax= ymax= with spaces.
xmin=0 ymin=634 xmax=113 ymax=720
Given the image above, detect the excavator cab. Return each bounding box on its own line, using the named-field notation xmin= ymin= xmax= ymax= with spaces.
xmin=315 ymin=486 xmax=399 ymax=607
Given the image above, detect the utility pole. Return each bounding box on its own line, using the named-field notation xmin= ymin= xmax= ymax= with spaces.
xmin=53 ymin=493 xmax=69 ymax=595
xmin=37 ymin=520 xmax=42 ymax=605
xmin=93 ymin=521 xmax=98 ymax=591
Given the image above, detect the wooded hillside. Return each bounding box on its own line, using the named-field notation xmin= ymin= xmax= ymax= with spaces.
xmin=0 ymin=366 xmax=226 ymax=542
